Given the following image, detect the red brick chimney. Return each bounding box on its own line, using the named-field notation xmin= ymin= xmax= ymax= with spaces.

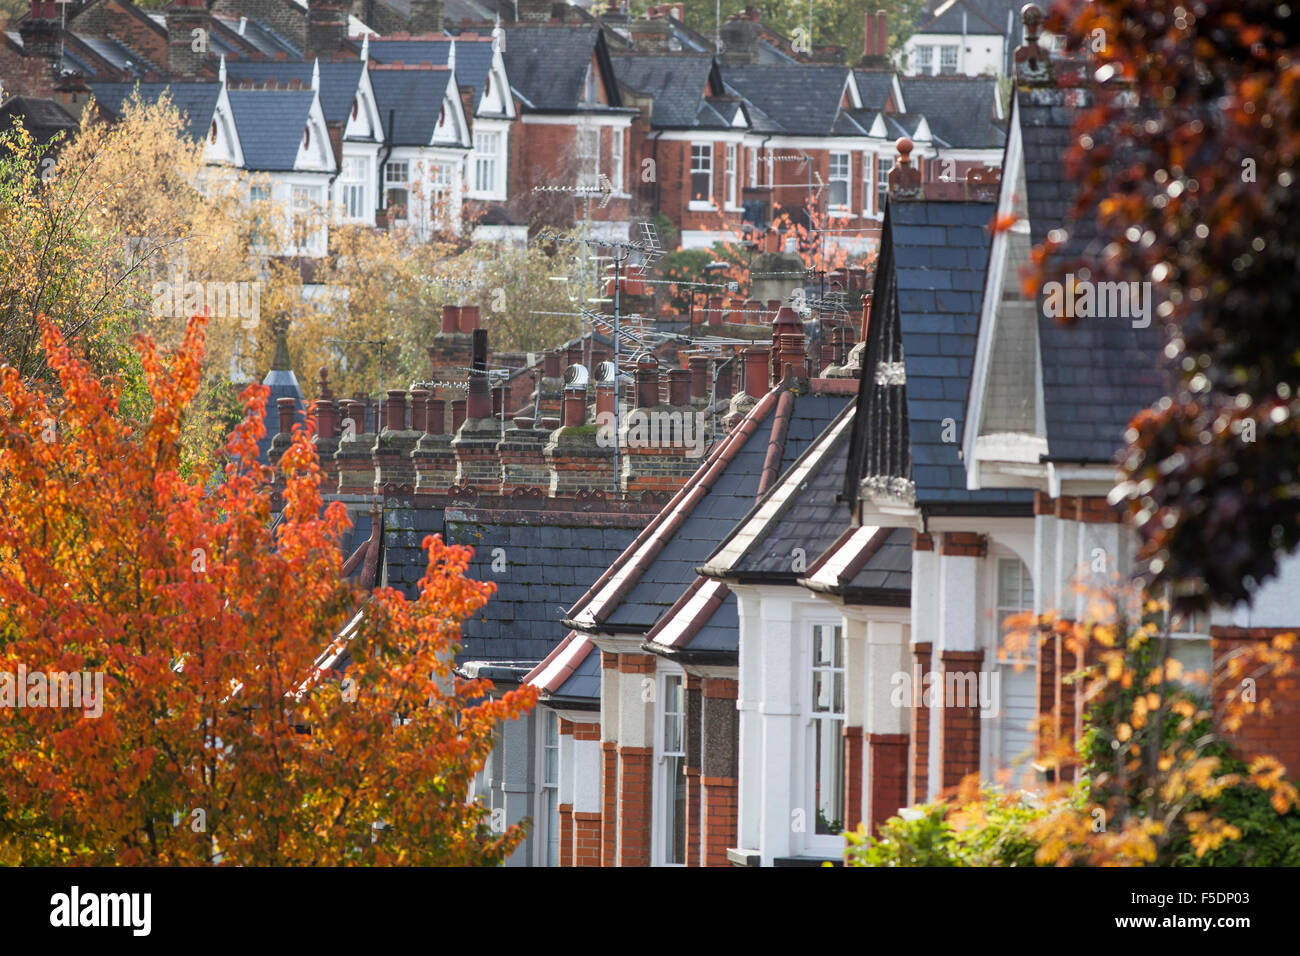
xmin=335 ymin=399 xmax=377 ymax=493
xmin=414 ymin=397 xmax=458 ymax=492
xmin=545 ymin=387 xmax=614 ymax=497
xmin=427 ymin=304 xmax=475 ymax=434
xmin=451 ymin=329 xmax=504 ymax=491
xmin=372 ymin=389 xmax=420 ymax=491
xmin=166 ymin=0 xmax=213 ymax=78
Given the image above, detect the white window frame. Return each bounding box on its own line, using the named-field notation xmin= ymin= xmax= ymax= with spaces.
xmin=805 ymin=622 xmax=845 ymax=855
xmin=876 ymin=154 xmax=893 ymax=213
xmin=610 ymin=127 xmax=624 ymax=194
xmin=990 ymin=554 xmax=1036 ymax=776
xmin=653 ymin=665 xmax=688 ymax=867
xmin=939 ymin=44 xmax=959 ymax=74
xmin=291 ymin=184 xmax=323 ymax=255
xmin=576 ymin=126 xmax=600 ymax=189
xmin=828 ymin=150 xmax=851 ymax=212
xmin=747 ymin=145 xmax=757 ymax=188
xmin=472 ymin=129 xmax=503 ymax=199
xmin=863 ymin=149 xmax=872 ymax=216
xmin=537 ymin=709 xmax=561 ymax=867
xmin=914 ymin=44 xmax=934 ymax=74
xmin=384 ymin=159 xmax=410 ymax=220
xmin=338 ymin=155 xmax=368 ymax=222
xmin=689 ymin=142 xmax=713 ymax=210
xmin=725 ymin=142 xmax=738 ymax=209
xmin=428 ymin=160 xmax=455 ymax=230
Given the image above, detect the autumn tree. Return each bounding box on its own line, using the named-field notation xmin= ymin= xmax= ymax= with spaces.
xmin=0 ymin=314 xmax=535 ymax=865
xmin=1034 ymin=0 xmax=1300 ymax=610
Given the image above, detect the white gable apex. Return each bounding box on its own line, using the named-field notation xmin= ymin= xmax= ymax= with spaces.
xmin=294 ymin=93 xmax=335 ymax=172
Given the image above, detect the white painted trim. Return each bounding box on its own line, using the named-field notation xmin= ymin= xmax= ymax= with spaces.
xmin=519 ymin=112 xmax=634 ymax=128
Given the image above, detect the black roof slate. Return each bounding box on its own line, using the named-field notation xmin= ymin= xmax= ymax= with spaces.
xmin=610 ymin=53 xmax=725 ymax=129
xmin=367 ymin=67 xmax=453 ymax=145
xmin=0 ymin=96 xmax=77 ymax=144
xmin=224 ymin=60 xmax=364 ymax=126
xmin=847 ymin=198 xmax=1031 ymax=512
xmin=88 ymin=81 xmax=219 ymax=141
xmin=720 ymin=63 xmax=849 ymax=136
xmin=228 ymin=89 xmax=315 ymax=170
xmin=899 ymin=75 xmax=1005 ymax=149
xmin=380 ymin=499 xmax=644 ymax=663
xmin=501 ymin=25 xmax=622 ymax=112
xmin=1017 ymin=88 xmax=1169 ymax=463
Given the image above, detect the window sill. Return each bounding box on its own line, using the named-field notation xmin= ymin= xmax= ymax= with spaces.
xmin=687 ymin=201 xmax=717 ymax=212
xmin=827 ymin=208 xmax=854 ymax=219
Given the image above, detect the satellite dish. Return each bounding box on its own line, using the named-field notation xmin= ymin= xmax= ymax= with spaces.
xmin=564 ymin=363 xmax=590 ymax=387
xmin=595 ymin=361 xmax=618 ymax=384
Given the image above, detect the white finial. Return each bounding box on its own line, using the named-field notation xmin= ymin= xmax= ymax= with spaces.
xmin=218 ymin=54 xmax=227 ymax=86
xmin=360 ymin=31 xmax=370 ymax=62
xmin=448 ymin=37 xmax=456 ymax=72
xmin=312 ymin=57 xmax=320 ymax=92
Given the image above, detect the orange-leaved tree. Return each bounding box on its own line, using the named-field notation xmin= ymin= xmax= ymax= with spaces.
xmin=0 ymin=314 xmax=535 ymax=865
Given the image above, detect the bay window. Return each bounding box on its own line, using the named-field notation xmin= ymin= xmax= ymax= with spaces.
xmin=993 ymin=557 xmax=1036 ymax=773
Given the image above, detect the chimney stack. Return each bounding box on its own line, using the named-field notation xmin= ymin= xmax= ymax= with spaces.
xmin=19 ymin=1 xmax=61 ymax=68
xmin=427 ymin=303 xmax=475 ymax=434
xmin=1014 ymin=4 xmax=1054 ymax=86
xmin=517 ymin=0 xmax=555 ymax=22
xmin=166 ymin=0 xmax=213 ymax=78
xmin=742 ymin=347 xmax=770 ymax=398
xmin=372 ymin=389 xmax=421 ymax=490
xmin=413 ymin=397 xmax=457 ymax=492
xmin=307 ymin=0 xmax=349 ymax=57
xmin=451 ymin=329 xmax=504 ymax=491
xmin=409 ymin=0 xmax=445 ymax=34
xmin=629 ymin=15 xmax=674 ymax=52
xmin=719 ymin=8 xmax=762 ymax=65
xmin=887 ymin=137 xmax=923 ymax=200
xmin=334 ymin=399 xmax=377 ymax=493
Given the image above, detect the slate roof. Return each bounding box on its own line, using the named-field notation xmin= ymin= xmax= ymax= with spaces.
xmin=258 ymin=367 xmax=304 ymax=462
xmin=367 ymin=67 xmax=452 ymax=145
xmin=228 ymin=89 xmax=315 ymax=170
xmin=845 ymin=198 xmax=1031 ymax=513
xmin=853 ymin=69 xmax=898 ymax=112
xmin=1017 ymin=88 xmax=1169 ymax=463
xmin=213 ymin=14 xmax=302 ymax=58
xmin=799 ymin=524 xmax=913 ymax=603
xmin=610 ymin=54 xmax=729 ymax=129
xmin=568 ymin=376 xmax=855 ymax=638
xmin=720 ymin=63 xmax=850 ymax=136
xmin=88 ymin=81 xmax=219 ymax=141
xmin=524 ymin=630 xmax=602 ymax=704
xmin=899 ymin=75 xmax=1005 ymax=149
xmin=0 ymin=96 xmax=77 ymax=144
xmin=224 ymin=60 xmax=365 ymax=126
xmin=502 ymin=25 xmax=623 ymax=112
xmin=702 ymin=402 xmax=856 ymax=582
xmin=380 ymin=499 xmax=645 ymax=663
xmin=362 ymin=37 xmax=497 ymax=110
xmin=917 ymin=0 xmax=1018 ymax=36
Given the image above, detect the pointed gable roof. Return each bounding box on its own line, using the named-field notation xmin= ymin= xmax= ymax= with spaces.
xmin=367 ymin=65 xmax=454 ymax=145
xmin=610 ymin=52 xmax=733 ymax=129
xmin=844 ymin=198 xmax=1031 ymax=515
xmin=226 ymin=88 xmax=317 ymax=170
xmin=88 ymin=80 xmax=220 ymax=141
xmin=502 ymin=24 xmax=623 ymax=112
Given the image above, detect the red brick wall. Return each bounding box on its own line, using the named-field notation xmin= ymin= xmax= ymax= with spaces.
xmin=512 ymin=120 xmax=632 ymax=225
xmin=868 ymin=732 xmax=910 ymax=833
xmin=685 ymin=765 xmax=701 ymax=866
xmin=1212 ymin=628 xmax=1300 ymax=776
xmin=937 ymin=649 xmax=985 ymax=791
xmin=557 ymin=803 xmax=574 ymax=867
xmin=616 ymin=745 xmax=653 ymax=866
xmin=843 ymin=725 xmax=864 ymax=831
xmin=0 ymin=39 xmax=56 ymax=99
xmin=600 ymin=740 xmax=617 ymax=867
xmin=572 ymin=811 xmax=602 ymax=867
xmin=701 ymin=775 xmax=737 ymax=866
xmin=939 ymin=532 xmax=988 ymax=558
xmin=911 ymin=642 xmax=932 ymax=803
xmin=652 ymin=138 xmax=744 ymax=239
